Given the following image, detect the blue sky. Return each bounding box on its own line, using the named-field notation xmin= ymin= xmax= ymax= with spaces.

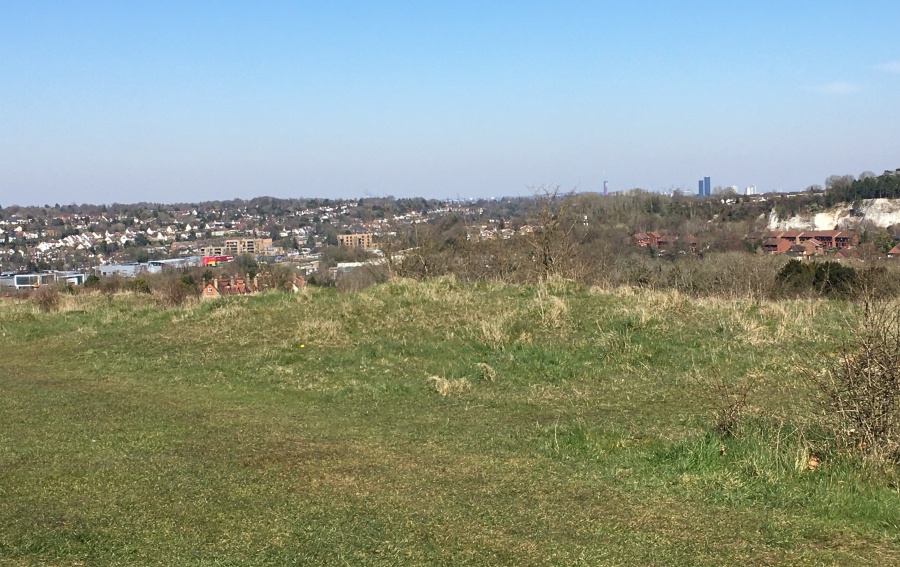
xmin=2 ymin=1 xmax=899 ymax=205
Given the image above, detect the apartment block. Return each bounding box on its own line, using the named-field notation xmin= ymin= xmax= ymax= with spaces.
xmin=337 ymin=233 xmax=374 ymax=249
xmin=199 ymin=238 xmax=273 ymax=256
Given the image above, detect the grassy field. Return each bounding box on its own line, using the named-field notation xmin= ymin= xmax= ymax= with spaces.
xmin=1 ymin=279 xmax=898 ymax=566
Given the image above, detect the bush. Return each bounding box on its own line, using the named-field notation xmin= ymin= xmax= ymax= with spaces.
xmin=698 ymin=373 xmax=758 ymax=438
xmin=31 ymin=286 xmax=60 ymax=313
xmin=306 ymin=271 xmax=335 ymax=287
xmin=336 ymin=265 xmax=388 ymax=293
xmin=815 ymin=298 xmax=900 ymax=461
xmin=154 ymin=274 xmax=199 ymax=307
xmin=254 ymin=265 xmax=295 ymax=292
xmin=777 ymin=259 xmax=857 ymax=298
xmin=122 ymin=278 xmax=152 ymax=294
xmin=98 ymin=276 xmax=122 ymax=295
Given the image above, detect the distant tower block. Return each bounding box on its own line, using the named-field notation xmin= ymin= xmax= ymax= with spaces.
xmin=704 ymin=176 xmax=711 ymax=196
xmin=698 ymin=179 xmax=704 ymax=196
xmin=603 ymin=180 xmax=608 ymax=196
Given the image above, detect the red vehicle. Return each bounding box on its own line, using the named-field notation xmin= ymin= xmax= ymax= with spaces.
xmin=202 ymin=255 xmax=234 ymax=267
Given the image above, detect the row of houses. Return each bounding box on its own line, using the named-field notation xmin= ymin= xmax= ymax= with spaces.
xmin=633 ymin=232 xmax=699 ymax=252
xmin=757 ymin=230 xmax=856 ymax=255
xmin=201 ymin=273 xmax=306 ymax=299
xmin=633 ymin=230 xmax=859 ymax=257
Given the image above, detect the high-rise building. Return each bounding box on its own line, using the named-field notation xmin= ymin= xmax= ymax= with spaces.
xmin=704 ymin=176 xmax=711 ymax=196
xmin=603 ymin=180 xmax=608 ymax=196
xmin=698 ymin=179 xmax=704 ymax=196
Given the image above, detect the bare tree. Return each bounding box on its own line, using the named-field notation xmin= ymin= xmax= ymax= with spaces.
xmin=825 ymin=174 xmax=856 ymax=191
xmin=526 ymin=187 xmax=584 ymax=281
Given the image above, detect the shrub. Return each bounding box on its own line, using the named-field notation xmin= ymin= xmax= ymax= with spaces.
xmin=154 ymin=274 xmax=199 ymax=307
xmin=306 ymin=271 xmax=335 ymax=287
xmin=31 ymin=286 xmax=60 ymax=313
xmin=698 ymin=373 xmax=758 ymax=438
xmin=98 ymin=276 xmax=122 ymax=295
xmin=122 ymin=278 xmax=152 ymax=294
xmin=777 ymin=259 xmax=857 ymax=298
xmin=336 ymin=265 xmax=388 ymax=293
xmin=814 ymin=298 xmax=900 ymax=461
xmin=254 ymin=265 xmax=294 ymax=292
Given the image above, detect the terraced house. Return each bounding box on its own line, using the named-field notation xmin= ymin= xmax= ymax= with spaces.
xmin=766 ymin=230 xmax=857 ymax=250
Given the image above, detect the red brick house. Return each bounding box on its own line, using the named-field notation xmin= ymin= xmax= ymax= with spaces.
xmin=834 ymin=247 xmax=859 ymax=260
xmin=633 ymin=232 xmax=699 ymax=253
xmin=655 ymin=234 xmax=678 ymax=250
xmin=759 ymin=230 xmax=857 ymax=255
xmin=633 ymin=231 xmax=662 ymax=248
xmin=201 ymin=276 xmax=256 ymax=299
xmin=763 ymin=237 xmax=793 ymax=254
xmin=796 ymin=231 xmax=855 ymax=249
xmin=764 ymin=230 xmax=856 ymax=250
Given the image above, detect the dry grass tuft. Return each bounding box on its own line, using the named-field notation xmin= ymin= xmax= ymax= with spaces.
xmin=293 ymin=317 xmax=352 ymax=347
xmin=54 ymin=291 xmax=109 ymax=313
xmin=202 ymin=298 xmax=251 ymax=320
xmin=428 ymin=376 xmax=471 ymax=397
xmin=533 ymin=285 xmax=569 ymax=330
xmin=475 ymin=362 xmax=497 ymax=382
xmin=480 ymin=317 xmax=509 ymax=351
xmin=754 ymin=298 xmax=829 ymax=343
xmin=712 ymin=309 xmax=769 ymax=346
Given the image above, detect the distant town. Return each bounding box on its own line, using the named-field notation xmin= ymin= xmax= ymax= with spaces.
xmin=0 ymin=196 xmax=525 ymax=289
xmin=3 ymin=168 xmax=900 ymax=293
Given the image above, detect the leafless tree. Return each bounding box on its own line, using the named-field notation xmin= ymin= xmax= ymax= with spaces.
xmin=526 ymin=186 xmax=584 ymax=281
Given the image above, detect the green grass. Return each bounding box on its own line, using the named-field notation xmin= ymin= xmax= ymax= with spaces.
xmin=0 ymin=280 xmax=897 ymax=566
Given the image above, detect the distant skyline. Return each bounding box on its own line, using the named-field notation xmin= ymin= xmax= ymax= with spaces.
xmin=2 ymin=1 xmax=899 ymax=206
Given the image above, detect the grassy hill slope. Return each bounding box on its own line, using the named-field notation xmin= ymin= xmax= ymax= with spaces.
xmin=1 ymin=280 xmax=898 ymax=566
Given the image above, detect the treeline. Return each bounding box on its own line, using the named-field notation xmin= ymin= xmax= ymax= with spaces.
xmin=823 ymin=169 xmax=900 ymax=206
xmin=361 ymin=192 xmax=900 ymax=301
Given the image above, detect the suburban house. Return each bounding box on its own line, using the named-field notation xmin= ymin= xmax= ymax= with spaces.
xmin=289 ymin=274 xmax=306 ymax=292
xmin=788 ymin=239 xmax=824 ymax=258
xmin=201 ymin=272 xmax=306 ymax=299
xmin=633 ymin=232 xmax=651 ymax=247
xmin=834 ymin=247 xmax=860 ymax=260
xmin=201 ymin=275 xmax=255 ymax=299
xmin=763 ymin=237 xmax=793 ymax=254
xmin=655 ymin=234 xmax=678 ymax=250
xmin=633 ymin=231 xmax=662 ymax=248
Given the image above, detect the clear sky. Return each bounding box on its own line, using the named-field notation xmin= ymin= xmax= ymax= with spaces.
xmin=2 ymin=1 xmax=899 ymax=206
